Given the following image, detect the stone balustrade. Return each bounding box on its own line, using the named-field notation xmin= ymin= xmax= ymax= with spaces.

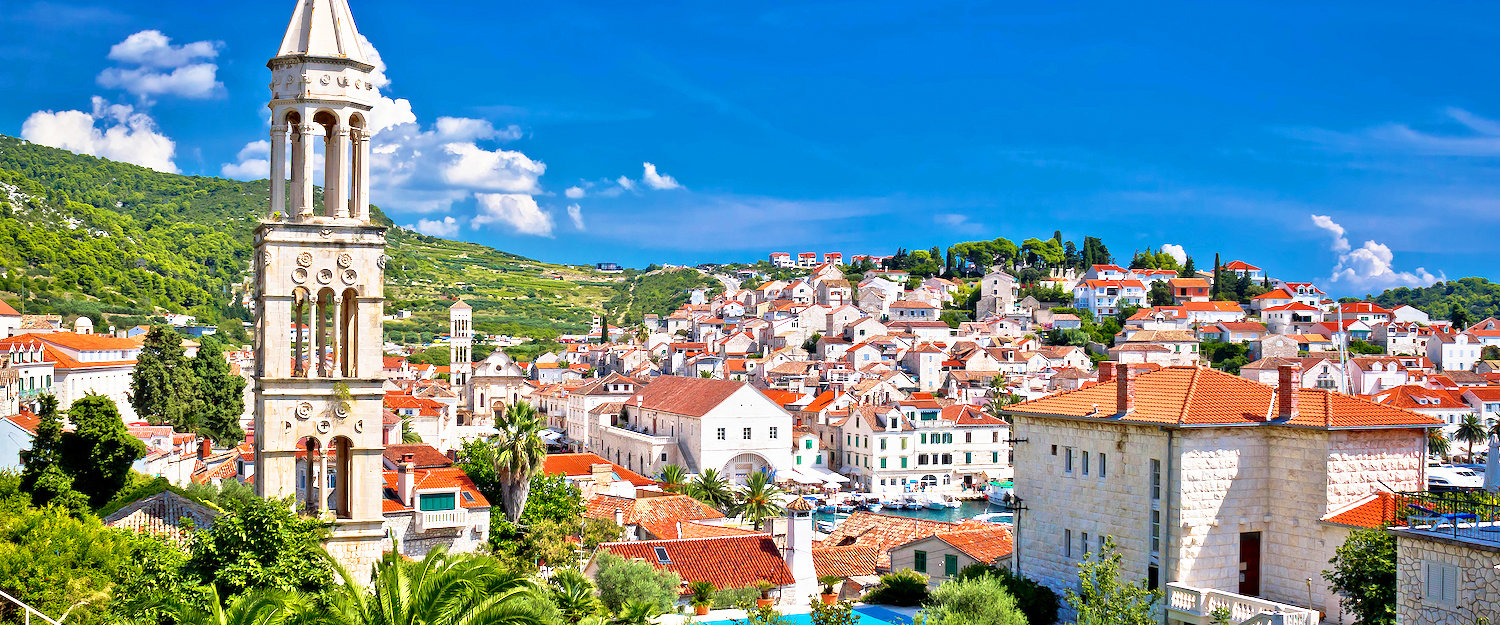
xmin=417 ymin=509 xmax=466 ymax=532
xmin=1165 ymin=583 xmax=1320 ymax=625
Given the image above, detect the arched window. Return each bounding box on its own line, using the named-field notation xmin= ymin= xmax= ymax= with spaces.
xmin=312 ymin=110 xmax=345 ymax=218
xmin=329 ymin=436 xmax=354 ymax=519
xmin=341 ymin=287 xmax=358 ymax=377
xmin=315 ymin=288 xmax=338 ymax=377
xmin=292 ymin=287 xmax=311 ymax=377
xmin=297 ymin=436 xmax=322 ymax=513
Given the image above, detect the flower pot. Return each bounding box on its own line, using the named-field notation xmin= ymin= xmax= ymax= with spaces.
xmin=756 ymin=598 xmax=773 ymax=608
xmin=694 ymin=604 xmax=710 ymax=616
xmin=820 ymin=593 xmax=838 ymax=605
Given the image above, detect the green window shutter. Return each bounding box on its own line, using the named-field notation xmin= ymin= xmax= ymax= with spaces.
xmin=992 ymin=452 xmax=999 ymax=463
xmin=816 ymin=454 xmax=822 ymax=464
xmin=418 ymin=492 xmax=457 ymax=511
xmin=920 ymin=433 xmax=927 ymax=444
xmin=965 ymin=452 xmax=972 ymax=464
xmin=901 ymin=458 xmax=908 ymax=468
xmin=944 ymin=554 xmax=958 ymax=576
xmin=880 ymin=458 xmax=887 ymax=468
xmin=914 ymin=550 xmax=927 ymax=573
xmin=797 ymin=456 xmax=803 ymax=465
xmin=806 ymin=440 xmax=813 ymax=449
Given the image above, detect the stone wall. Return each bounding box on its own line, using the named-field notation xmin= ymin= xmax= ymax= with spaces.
xmin=1325 ymin=429 xmax=1424 ymax=509
xmin=1394 ymin=531 xmax=1500 ymax=625
xmin=384 ymin=508 xmax=491 ymax=560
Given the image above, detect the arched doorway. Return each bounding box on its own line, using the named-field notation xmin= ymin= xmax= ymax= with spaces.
xmin=723 ymin=452 xmax=775 ymax=485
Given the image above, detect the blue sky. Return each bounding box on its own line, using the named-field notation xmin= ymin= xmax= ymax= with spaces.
xmin=3 ymin=1 xmax=1498 ymax=295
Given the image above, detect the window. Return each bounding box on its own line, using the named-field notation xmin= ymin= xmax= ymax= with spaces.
xmin=816 ymin=454 xmax=822 ymax=464
xmin=914 ymin=550 xmax=927 ymax=573
xmin=797 ymin=455 xmax=803 ymax=465
xmin=1151 ymin=509 xmax=1161 ymax=553
xmin=1150 ymin=459 xmax=1162 ymax=501
xmin=769 ymin=427 xmax=779 ymax=439
xmin=880 ymin=438 xmax=887 ymax=450
xmin=743 ymin=427 xmax=752 ymax=440
xmin=1064 ymin=529 xmax=1072 ymax=558
xmin=965 ymin=432 xmax=972 ymax=443
xmin=1425 ymin=561 xmax=1458 ymax=605
xmin=654 ymin=546 xmax=672 ymax=564
xmin=920 ymin=433 xmax=927 ymax=444
xmin=944 ymin=554 xmax=959 ymax=576
xmin=918 ymin=454 xmax=929 ymax=466
xmin=717 ymin=427 xmax=726 ymax=440
xmin=1099 ymin=535 xmax=1106 ymax=552
xmin=901 ymin=457 xmax=908 ymax=468
xmin=992 ymin=451 xmax=999 ymax=463
xmin=901 ymin=438 xmax=908 ymax=450
xmin=806 ymin=439 xmax=814 ymax=449
xmin=418 ymin=492 xmax=457 ymax=512
xmin=1064 ymin=447 xmax=1074 ymax=473
xmin=965 ymin=452 xmax=972 ymax=464
xmin=1081 ymin=532 xmax=1090 ymax=556
xmin=1082 ymin=451 xmax=1090 ymax=476
xmin=1100 ymin=453 xmax=1107 ymax=478
xmin=880 ymin=458 xmax=887 ymax=468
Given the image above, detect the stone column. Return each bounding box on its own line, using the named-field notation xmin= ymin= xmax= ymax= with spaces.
xmin=295 ymin=124 xmax=317 ymax=218
xmin=269 ymin=124 xmax=288 ymax=218
xmin=351 ymin=127 xmax=371 ymax=221
xmin=325 ymin=124 xmax=349 ymax=218
xmin=329 ymin=294 xmax=343 ymax=377
xmin=317 ymin=450 xmax=328 ymax=514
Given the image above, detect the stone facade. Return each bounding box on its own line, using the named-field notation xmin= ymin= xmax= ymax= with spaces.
xmin=385 ymin=509 xmax=490 ymax=557
xmin=1012 ymin=416 xmax=1426 ymax=624
xmin=1392 ymin=530 xmax=1500 ymax=625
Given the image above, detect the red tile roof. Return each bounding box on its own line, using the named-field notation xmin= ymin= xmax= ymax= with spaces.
xmin=542 ymin=453 xmax=655 ymax=486
xmin=380 ymin=467 xmax=490 ymax=512
xmin=3 ymin=411 xmax=41 ymax=434
xmin=1321 ymin=491 xmax=1402 ymax=529
xmin=382 ymin=444 xmax=453 ymax=468
xmin=928 ymin=525 xmax=1015 ymax=563
xmin=596 ymin=535 xmax=794 ymax=591
xmin=1005 ymin=366 xmax=1441 ymax=430
xmin=629 ymin=375 xmax=752 ymax=417
xmin=819 ymin=511 xmax=986 ymax=569
xmin=585 ymin=493 xmax=726 ymax=539
xmin=0 ymin=300 xmax=18 ymax=316
xmin=813 ymin=545 xmax=880 ymax=578
xmin=1223 ymin=260 xmax=1261 ymax=271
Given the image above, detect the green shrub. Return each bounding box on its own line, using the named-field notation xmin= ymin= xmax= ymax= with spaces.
xmin=862 ymin=569 xmax=929 ymax=607
xmin=948 ymin=564 xmax=1059 ymax=625
xmin=919 ymin=574 xmax=1027 ymax=625
xmin=592 ymin=552 xmax=682 ymax=613
xmin=713 ymin=586 xmax=761 ymax=608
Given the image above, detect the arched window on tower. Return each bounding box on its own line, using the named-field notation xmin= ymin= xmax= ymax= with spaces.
xmin=329 ymin=436 xmax=354 ymax=519
xmin=292 ymin=287 xmax=311 ymax=377
xmin=313 ymin=110 xmax=346 ymax=218
xmin=298 ymin=436 xmax=322 ymax=514
xmin=315 ymin=288 xmax=338 ymax=378
xmin=341 ymin=287 xmax=358 ymax=377
xmin=348 ymin=113 xmax=367 ymax=220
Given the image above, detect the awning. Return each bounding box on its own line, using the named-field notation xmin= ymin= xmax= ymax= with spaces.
xmin=804 ymin=465 xmax=850 ymax=484
xmin=540 ymin=429 xmax=565 ymax=443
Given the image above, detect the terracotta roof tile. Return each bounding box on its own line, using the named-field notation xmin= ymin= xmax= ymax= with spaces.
xmin=382 ymin=444 xmax=453 ymax=468
xmin=596 ymin=535 xmax=794 ymax=591
xmin=543 ymin=453 xmax=655 ymax=486
xmin=813 ymin=545 xmax=880 ymax=578
xmin=628 ymin=376 xmax=753 ymax=417
xmin=585 ymin=493 xmax=726 ymax=539
xmin=820 ymin=511 xmax=975 ymax=569
xmin=930 ymin=525 xmax=1014 ymax=563
xmin=1322 ymin=491 xmax=1404 ymax=529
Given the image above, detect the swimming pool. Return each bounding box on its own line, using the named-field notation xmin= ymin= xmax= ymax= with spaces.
xmin=701 ymin=605 xmax=913 ymax=625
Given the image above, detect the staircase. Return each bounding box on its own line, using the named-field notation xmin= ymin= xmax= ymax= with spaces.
xmin=0 ymin=589 xmax=63 ymax=625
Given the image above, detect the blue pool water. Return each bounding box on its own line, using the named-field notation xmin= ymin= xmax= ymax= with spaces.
xmin=702 ymin=605 xmax=913 ymax=625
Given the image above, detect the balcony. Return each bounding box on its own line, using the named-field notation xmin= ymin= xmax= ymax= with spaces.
xmin=1165 ymin=584 xmax=1319 ymax=625
xmin=416 ymin=509 xmax=466 ymax=532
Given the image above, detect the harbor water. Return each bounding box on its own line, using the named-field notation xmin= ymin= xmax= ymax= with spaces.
xmin=812 ymin=498 xmax=1006 ymax=525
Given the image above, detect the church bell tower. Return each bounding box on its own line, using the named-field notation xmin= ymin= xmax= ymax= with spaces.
xmin=253 ymin=0 xmax=386 ymax=581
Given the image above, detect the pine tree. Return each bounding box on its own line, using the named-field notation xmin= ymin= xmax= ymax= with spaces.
xmin=190 ymin=334 xmax=246 ymax=445
xmin=1180 ymin=257 xmax=1196 ymax=278
xmin=130 ymin=325 xmax=199 ymax=432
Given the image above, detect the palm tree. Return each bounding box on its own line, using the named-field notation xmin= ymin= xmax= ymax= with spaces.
xmin=1456 ymin=415 xmax=1487 ymax=461
xmin=686 ymin=468 xmax=735 ymax=510
xmin=1427 ymin=428 xmax=1451 ymax=462
xmin=493 ymin=400 xmax=547 ymax=523
xmin=549 ymin=569 xmax=602 ymax=620
xmin=163 ymin=587 xmax=308 ymax=625
xmin=320 ymin=544 xmax=545 ymax=625
xmin=609 ymin=600 xmax=659 ymax=625
xmin=734 ymin=471 xmax=785 ymax=530
xmin=657 ymin=464 xmax=688 ymax=493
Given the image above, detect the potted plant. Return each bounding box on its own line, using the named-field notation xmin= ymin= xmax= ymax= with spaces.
xmin=818 ymin=575 xmax=841 ymax=605
xmin=688 ymin=580 xmax=716 ymax=616
xmin=755 ymin=579 xmax=776 ymax=608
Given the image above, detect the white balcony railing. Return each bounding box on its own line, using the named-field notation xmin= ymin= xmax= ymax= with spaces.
xmin=1165 ymin=583 xmax=1320 ymax=625
xmin=416 ymin=510 xmax=466 ymax=532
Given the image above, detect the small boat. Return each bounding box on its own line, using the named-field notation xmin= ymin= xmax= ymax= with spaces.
xmin=984 ymin=480 xmax=1014 ymax=506
xmin=816 ymin=520 xmax=838 ymax=533
xmin=865 ymin=499 xmax=883 ymax=512
xmin=902 ymin=497 xmax=924 ymax=510
xmin=924 ymin=494 xmax=948 ymax=510
xmin=972 ymin=511 xmax=1014 ymax=524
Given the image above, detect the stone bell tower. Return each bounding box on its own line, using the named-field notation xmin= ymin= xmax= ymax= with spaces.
xmin=253 ymin=0 xmax=385 ymax=582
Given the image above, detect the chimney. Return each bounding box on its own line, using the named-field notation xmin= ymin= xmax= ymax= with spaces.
xmin=1116 ymin=363 xmax=1134 ymax=416
xmin=591 ymin=462 xmax=614 ymax=485
xmin=1277 ymin=364 xmax=1300 ymax=420
xmin=1098 ymin=362 xmax=1116 ymax=384
xmin=199 ymin=438 xmax=212 ymax=460
xmin=614 ymin=508 xmax=625 ymax=528
xmin=398 ymin=453 xmax=416 ymax=506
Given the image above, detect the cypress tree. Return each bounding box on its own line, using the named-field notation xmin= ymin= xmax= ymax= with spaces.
xmin=130 ymin=325 xmax=199 ymax=432
xmin=190 ymin=334 xmax=246 ymax=445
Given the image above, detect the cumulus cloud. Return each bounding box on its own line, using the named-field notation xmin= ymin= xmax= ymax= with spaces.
xmin=410 ymin=216 xmax=459 ymax=237
xmin=641 ymin=162 xmax=682 ymax=190
xmin=473 ymin=194 xmax=553 ymax=236
xmin=616 ymin=176 xmax=635 ymax=191
xmin=96 ymin=30 xmax=221 ymax=100
xmin=22 ymin=97 xmax=177 ymax=172
xmin=221 ymin=140 xmax=269 ymax=179
xmin=355 ymin=34 xmax=416 ymax=133
xmin=1311 ymin=214 xmax=1442 ymax=290
xmin=1160 ymin=244 xmax=1187 ymax=266
xmin=565 ymin=186 xmax=585 ymax=199
xmin=567 ymin=204 xmax=585 ymax=230
xmin=934 ymin=213 xmax=969 ymax=227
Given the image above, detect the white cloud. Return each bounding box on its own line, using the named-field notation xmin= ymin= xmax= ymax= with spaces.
xmin=106 ymin=30 xmax=216 ymax=67
xmin=565 ymin=186 xmax=585 ymax=199
xmin=21 ymin=97 xmax=177 ymax=172
xmin=438 ymin=142 xmax=545 ymax=192
xmin=472 ymin=194 xmax=553 ymax=237
xmin=410 ymin=216 xmax=459 ymax=237
xmin=96 ymin=30 xmax=221 ymax=100
xmin=641 ymin=162 xmax=682 ymax=190
xmin=355 ymin=34 xmax=416 ymax=133
xmin=1312 ymin=214 xmax=1442 ymax=290
xmin=616 ymin=176 xmax=635 ymax=191
xmin=1160 ymin=244 xmax=1187 ymax=266
xmin=1310 ymin=214 xmax=1351 ymax=252
xmin=567 ymin=204 xmax=584 ymax=230
xmin=221 ymin=140 xmax=269 ymax=180
xmin=934 ymin=213 xmax=969 ymax=227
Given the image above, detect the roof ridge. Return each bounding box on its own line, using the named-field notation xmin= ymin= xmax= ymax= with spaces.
xmin=1178 ymin=367 xmax=1201 ymax=425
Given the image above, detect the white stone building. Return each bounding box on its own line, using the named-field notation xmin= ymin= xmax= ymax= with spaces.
xmin=1004 ymin=363 xmax=1438 ymax=623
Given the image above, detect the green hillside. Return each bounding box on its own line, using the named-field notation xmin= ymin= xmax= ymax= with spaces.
xmin=0 ymin=135 xmax=620 ymax=345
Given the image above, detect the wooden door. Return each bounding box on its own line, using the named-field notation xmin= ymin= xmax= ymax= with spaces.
xmin=1239 ymin=531 xmax=1261 ymax=597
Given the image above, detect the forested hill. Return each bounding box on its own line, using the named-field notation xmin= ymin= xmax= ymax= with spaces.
xmin=1371 ymin=277 xmax=1500 ymax=326
xmin=0 ymin=134 xmax=619 ymax=344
